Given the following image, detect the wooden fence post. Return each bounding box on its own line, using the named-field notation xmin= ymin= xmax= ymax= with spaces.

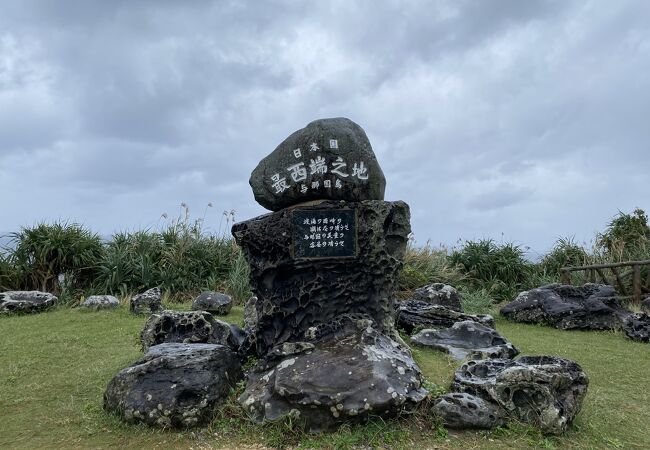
xmin=560 ymin=269 xmax=570 ymax=285
xmin=633 ymin=264 xmax=642 ymax=304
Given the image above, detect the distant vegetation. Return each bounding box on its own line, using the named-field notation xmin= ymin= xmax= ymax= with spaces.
xmin=1 ymin=207 xmax=648 ymax=309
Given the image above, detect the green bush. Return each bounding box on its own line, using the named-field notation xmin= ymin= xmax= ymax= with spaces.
xmin=596 ymin=208 xmax=650 ymax=262
xmin=0 ymin=250 xmax=19 ymax=291
xmin=449 ymin=239 xmax=532 ymax=302
xmin=10 ymin=222 xmax=104 ymax=293
xmin=540 ymin=236 xmax=590 ymax=276
xmin=398 ymin=244 xmax=466 ymax=297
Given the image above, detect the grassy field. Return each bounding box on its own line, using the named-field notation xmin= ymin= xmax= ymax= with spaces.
xmin=1 ymin=305 xmax=648 ymax=450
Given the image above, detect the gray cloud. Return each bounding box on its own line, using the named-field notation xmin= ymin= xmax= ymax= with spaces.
xmin=1 ymin=0 xmax=649 ymax=256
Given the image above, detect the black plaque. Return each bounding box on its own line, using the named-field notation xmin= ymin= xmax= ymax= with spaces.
xmin=292 ymin=209 xmax=357 ymax=259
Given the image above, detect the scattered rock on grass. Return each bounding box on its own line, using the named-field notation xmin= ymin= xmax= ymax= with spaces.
xmin=411 ymin=320 xmax=519 ymax=360
xmin=442 ymin=355 xmax=589 ymax=434
xmin=432 ymin=392 xmax=507 ymax=429
xmin=130 ymin=287 xmax=162 ymax=315
xmin=140 ymin=310 xmax=244 ymax=352
xmin=103 ymin=343 xmax=242 ymax=428
xmin=396 ymin=300 xmax=494 ymax=334
xmin=623 ymin=313 xmax=650 ymax=343
xmin=0 ymin=291 xmax=57 ymax=315
xmin=81 ymin=295 xmax=119 ymax=310
xmin=191 ymin=291 xmax=232 ymax=315
xmin=412 ymin=283 xmax=463 ymax=311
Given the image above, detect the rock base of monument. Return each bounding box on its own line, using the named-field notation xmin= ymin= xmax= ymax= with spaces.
xmin=233 ymin=199 xmax=411 ymax=356
xmin=238 ymin=315 xmax=427 ymax=432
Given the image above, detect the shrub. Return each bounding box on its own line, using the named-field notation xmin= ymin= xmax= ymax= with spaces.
xmin=398 ymin=244 xmax=466 ymax=297
xmin=540 ymin=236 xmax=590 ymax=276
xmin=596 ymin=208 xmax=650 ymax=262
xmin=10 ymin=222 xmax=104 ymax=293
xmin=449 ymin=239 xmax=532 ymax=302
xmin=0 ymin=250 xmax=19 ymax=291
xmin=459 ymin=288 xmax=494 ymax=314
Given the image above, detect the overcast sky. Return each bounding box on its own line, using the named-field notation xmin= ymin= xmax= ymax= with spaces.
xmin=1 ymin=0 xmax=649 ymax=257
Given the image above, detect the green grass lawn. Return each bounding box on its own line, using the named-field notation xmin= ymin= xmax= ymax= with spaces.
xmin=1 ymin=306 xmax=648 ymax=449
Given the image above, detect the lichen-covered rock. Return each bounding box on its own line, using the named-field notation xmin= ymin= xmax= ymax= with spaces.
xmin=411 ymin=321 xmax=519 ymax=360
xmin=623 ymin=313 xmax=650 ymax=342
xmin=130 ymin=287 xmax=162 ymax=315
xmin=81 ymin=295 xmax=119 ymax=310
xmin=432 ymin=392 xmax=507 ymax=429
xmin=412 ymin=283 xmax=463 ymax=311
xmin=243 ymin=296 xmax=258 ymax=330
xmin=103 ymin=343 xmax=242 ymax=428
xmin=500 ymin=283 xmax=630 ymax=330
xmin=641 ymin=297 xmax=650 ymax=314
xmin=396 ymin=300 xmax=494 ymax=334
xmin=140 ymin=310 xmax=243 ymax=352
xmin=250 ymin=117 xmax=386 ymax=211
xmin=238 ymin=315 xmax=427 ymax=431
xmin=448 ymin=356 xmax=589 ymax=434
xmin=233 ymin=200 xmax=410 ymax=356
xmin=191 ymin=291 xmax=232 ymax=315
xmin=0 ymin=291 xmax=57 ymax=315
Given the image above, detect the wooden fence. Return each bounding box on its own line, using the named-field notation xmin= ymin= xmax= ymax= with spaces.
xmin=560 ymin=259 xmax=650 ymax=303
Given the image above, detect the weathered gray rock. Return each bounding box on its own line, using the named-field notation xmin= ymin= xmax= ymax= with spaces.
xmin=500 ymin=283 xmax=630 ymax=330
xmin=238 ymin=315 xmax=427 ymax=431
xmin=447 ymin=356 xmax=589 ymax=434
xmin=140 ymin=310 xmax=243 ymax=352
xmin=191 ymin=291 xmax=232 ymax=315
xmin=396 ymin=300 xmax=494 ymax=334
xmin=411 ymin=321 xmax=519 ymax=360
xmin=623 ymin=313 xmax=650 ymax=342
xmin=0 ymin=291 xmax=57 ymax=315
xmin=432 ymin=392 xmax=507 ymax=429
xmin=412 ymin=283 xmax=463 ymax=311
xmin=103 ymin=343 xmax=242 ymax=428
xmin=130 ymin=287 xmax=162 ymax=315
xmin=250 ymin=118 xmax=386 ymax=211
xmin=233 ymin=200 xmax=410 ymax=356
xmin=81 ymin=295 xmax=119 ymax=310
xmin=243 ymin=296 xmax=258 ymax=330
xmin=641 ymin=297 xmax=650 ymax=314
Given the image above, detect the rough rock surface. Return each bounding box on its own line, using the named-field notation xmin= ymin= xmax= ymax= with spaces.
xmin=411 ymin=321 xmax=519 ymax=360
xmin=191 ymin=291 xmax=232 ymax=315
xmin=103 ymin=343 xmax=241 ymax=428
xmin=0 ymin=291 xmax=57 ymax=314
xmin=140 ymin=310 xmax=243 ymax=352
xmin=250 ymin=117 xmax=386 ymax=211
xmin=396 ymin=300 xmax=494 ymax=334
xmin=130 ymin=287 xmax=162 ymax=315
xmin=623 ymin=313 xmax=650 ymax=342
xmin=432 ymin=392 xmax=507 ymax=429
xmin=641 ymin=297 xmax=650 ymax=314
xmin=500 ymin=283 xmax=630 ymax=330
xmin=81 ymin=295 xmax=119 ymax=310
xmin=238 ymin=315 xmax=427 ymax=431
xmin=412 ymin=283 xmax=463 ymax=311
xmin=445 ymin=356 xmax=589 ymax=434
xmin=233 ymin=200 xmax=410 ymax=356
xmin=243 ymin=296 xmax=258 ymax=330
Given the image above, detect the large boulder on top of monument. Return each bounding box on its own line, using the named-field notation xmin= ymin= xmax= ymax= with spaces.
xmin=0 ymin=291 xmax=57 ymax=315
xmin=412 ymin=283 xmax=463 ymax=311
xmin=411 ymin=320 xmax=519 ymax=360
xmin=130 ymin=287 xmax=162 ymax=315
xmin=396 ymin=299 xmax=494 ymax=334
xmin=238 ymin=315 xmax=427 ymax=431
xmin=250 ymin=117 xmax=386 ymax=211
xmin=191 ymin=291 xmax=232 ymax=315
xmin=103 ymin=343 xmax=242 ymax=428
xmin=140 ymin=310 xmax=244 ymax=352
xmin=622 ymin=313 xmax=650 ymax=342
xmin=233 ymin=199 xmax=410 ymax=355
xmin=500 ymin=283 xmax=630 ymax=330
xmin=440 ymin=356 xmax=589 ymax=434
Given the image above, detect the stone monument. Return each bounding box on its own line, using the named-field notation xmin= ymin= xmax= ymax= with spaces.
xmin=232 ymin=117 xmax=426 ymax=430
